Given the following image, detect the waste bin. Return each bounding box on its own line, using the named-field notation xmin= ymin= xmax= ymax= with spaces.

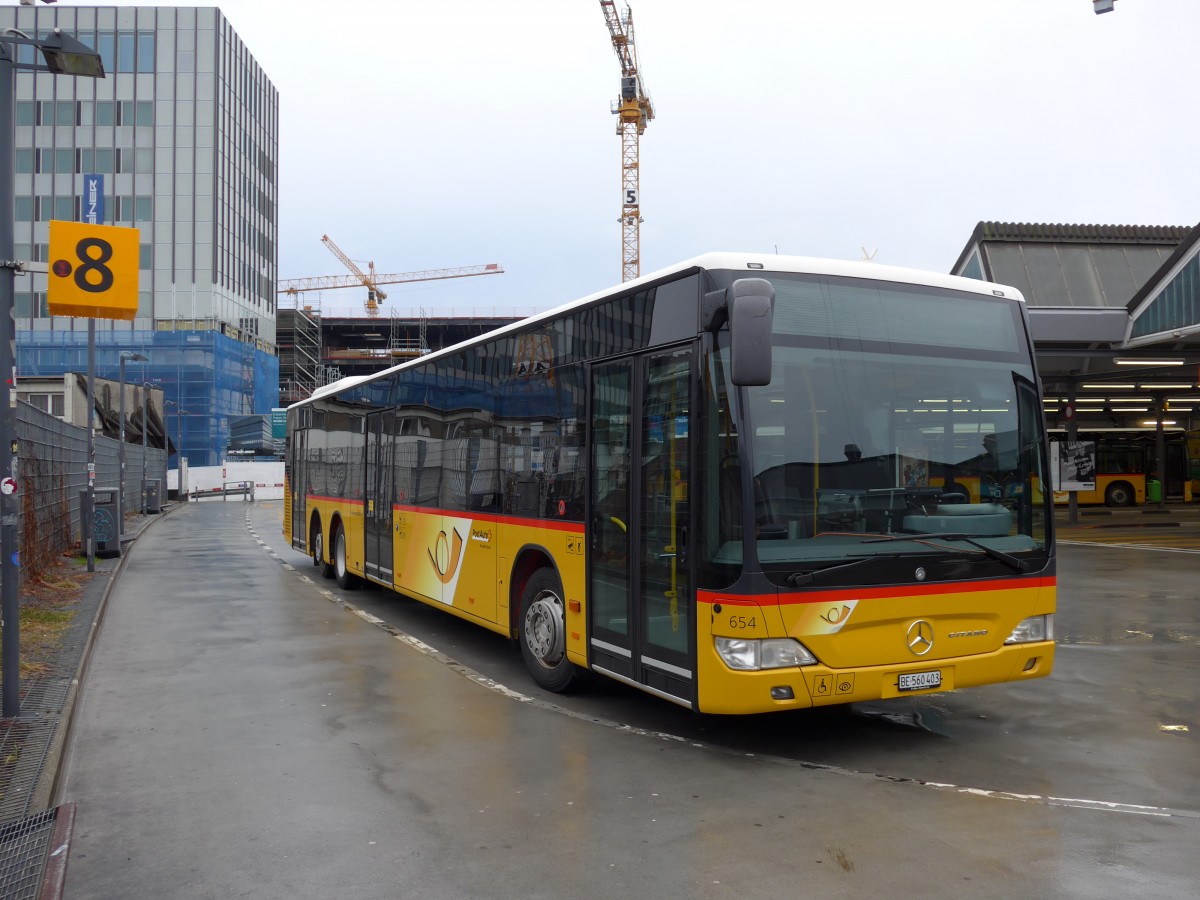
xmin=1147 ymin=478 xmax=1162 ymax=504
xmin=83 ymin=487 xmax=121 ymax=557
xmin=144 ymin=479 xmax=161 ymax=514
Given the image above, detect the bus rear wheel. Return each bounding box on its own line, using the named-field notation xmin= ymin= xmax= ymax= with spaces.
xmin=519 ymin=568 xmax=577 ymax=693
xmin=333 ymin=523 xmax=361 ymax=590
xmin=1105 ymin=481 xmax=1135 ymax=507
xmin=312 ymin=522 xmax=335 ymax=579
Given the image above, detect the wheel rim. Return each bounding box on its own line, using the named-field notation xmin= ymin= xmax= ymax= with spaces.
xmin=313 ymin=528 xmax=323 ymax=564
xmin=335 ymin=530 xmax=347 ymax=578
xmin=524 ymin=589 xmax=566 ymax=670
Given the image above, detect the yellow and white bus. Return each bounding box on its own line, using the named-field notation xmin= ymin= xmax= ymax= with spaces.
xmin=284 ymin=253 xmax=1055 ymax=714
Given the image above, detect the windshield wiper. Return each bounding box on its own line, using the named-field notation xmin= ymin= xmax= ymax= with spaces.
xmin=864 ymin=533 xmax=1035 ymax=573
xmin=786 ymin=555 xmax=900 ymax=586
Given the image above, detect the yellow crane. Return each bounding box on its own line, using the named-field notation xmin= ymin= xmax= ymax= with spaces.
xmin=321 ymin=234 xmax=387 ymax=316
xmin=278 ymin=235 xmax=504 ymax=317
xmin=599 ymin=1 xmax=654 ymax=282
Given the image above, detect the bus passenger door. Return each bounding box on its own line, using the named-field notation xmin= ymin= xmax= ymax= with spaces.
xmin=589 ymin=348 xmax=694 ymax=707
xmin=290 ymin=428 xmax=308 ymax=552
xmin=364 ymin=410 xmax=395 ymax=583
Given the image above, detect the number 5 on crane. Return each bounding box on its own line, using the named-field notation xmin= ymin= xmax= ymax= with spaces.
xmin=47 ymin=220 xmax=140 ymax=321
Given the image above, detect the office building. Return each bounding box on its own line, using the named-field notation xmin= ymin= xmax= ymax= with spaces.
xmin=2 ymin=4 xmax=279 ymax=465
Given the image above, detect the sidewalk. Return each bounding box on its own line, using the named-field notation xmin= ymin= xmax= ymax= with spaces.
xmin=0 ymin=507 xmax=171 ymax=900
xmin=1055 ymin=499 xmax=1200 ymax=526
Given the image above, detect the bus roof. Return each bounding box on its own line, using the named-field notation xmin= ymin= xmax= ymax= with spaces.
xmin=289 ymin=252 xmax=1024 ymax=409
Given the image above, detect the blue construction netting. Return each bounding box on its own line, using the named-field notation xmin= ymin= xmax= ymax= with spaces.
xmin=17 ymin=329 xmax=279 ymax=467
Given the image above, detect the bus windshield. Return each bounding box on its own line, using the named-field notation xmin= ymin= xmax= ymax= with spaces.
xmin=709 ymin=273 xmax=1052 ymax=588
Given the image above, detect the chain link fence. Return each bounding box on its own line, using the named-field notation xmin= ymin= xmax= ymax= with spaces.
xmin=15 ymin=402 xmax=168 ymax=579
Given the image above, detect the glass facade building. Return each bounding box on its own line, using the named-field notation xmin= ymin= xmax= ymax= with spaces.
xmin=1 ymin=5 xmax=279 ymax=466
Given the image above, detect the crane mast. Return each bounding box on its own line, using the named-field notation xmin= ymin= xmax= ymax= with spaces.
xmin=600 ymin=1 xmax=653 ymax=282
xmin=321 ymin=234 xmax=388 ymax=316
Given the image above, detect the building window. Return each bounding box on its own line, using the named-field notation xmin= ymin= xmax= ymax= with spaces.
xmin=15 ymin=148 xmax=33 ymax=174
xmin=118 ymin=32 xmax=136 ymax=73
xmin=135 ymin=100 xmax=154 ymax=126
xmin=14 ymin=197 xmax=32 ymax=222
xmin=98 ymin=33 xmax=115 ymax=74
xmin=114 ymin=196 xmax=152 ymax=223
xmin=138 ymin=33 xmax=155 ymax=73
xmin=15 ymin=101 xmax=34 ymax=126
xmin=95 ymin=101 xmax=114 ymax=126
xmin=20 ymin=393 xmax=64 ymax=418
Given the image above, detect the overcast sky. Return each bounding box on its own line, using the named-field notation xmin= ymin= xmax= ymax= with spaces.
xmin=65 ymin=1 xmax=1200 ymax=316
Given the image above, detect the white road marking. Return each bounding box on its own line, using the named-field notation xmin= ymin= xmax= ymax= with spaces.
xmin=250 ymin=505 xmax=1198 ymax=821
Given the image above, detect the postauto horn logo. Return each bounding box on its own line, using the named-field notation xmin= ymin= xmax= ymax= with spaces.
xmin=428 ymin=527 xmax=466 ymax=585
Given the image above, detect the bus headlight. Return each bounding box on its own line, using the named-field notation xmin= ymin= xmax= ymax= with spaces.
xmin=715 ymin=637 xmax=818 ymax=670
xmin=1005 ymin=614 xmax=1054 ymax=644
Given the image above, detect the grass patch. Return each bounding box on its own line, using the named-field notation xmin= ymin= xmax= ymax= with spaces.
xmin=0 ymin=557 xmax=94 ymax=683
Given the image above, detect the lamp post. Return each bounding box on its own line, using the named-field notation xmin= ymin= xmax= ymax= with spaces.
xmin=1 ymin=26 xmax=104 ymax=717
xmin=118 ymin=351 xmax=147 ymax=529
xmin=141 ymin=381 xmax=152 ymax=515
xmin=165 ymin=399 xmax=185 ymax=495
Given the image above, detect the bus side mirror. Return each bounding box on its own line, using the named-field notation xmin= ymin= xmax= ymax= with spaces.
xmin=728 ymin=278 xmax=775 ymax=386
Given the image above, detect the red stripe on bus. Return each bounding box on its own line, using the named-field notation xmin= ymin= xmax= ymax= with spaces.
xmin=392 ymin=505 xmax=584 ymax=533
xmin=699 ymin=576 xmax=1056 ymax=606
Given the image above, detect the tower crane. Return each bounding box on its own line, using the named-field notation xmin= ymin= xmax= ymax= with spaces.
xmin=278 ymin=233 xmax=504 ymax=317
xmin=321 ymin=234 xmax=387 ymax=316
xmin=599 ymin=1 xmax=654 ymax=282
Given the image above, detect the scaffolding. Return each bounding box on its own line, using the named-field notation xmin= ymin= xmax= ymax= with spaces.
xmin=388 ymin=307 xmax=428 ymax=361
xmin=16 ymin=329 xmax=280 ymax=468
xmin=278 ymin=306 xmax=322 ymax=404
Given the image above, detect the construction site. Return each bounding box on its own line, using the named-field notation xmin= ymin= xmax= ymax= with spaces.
xmin=277 ymin=2 xmax=653 ymax=406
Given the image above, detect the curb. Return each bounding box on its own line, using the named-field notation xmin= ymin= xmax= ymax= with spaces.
xmin=34 ymin=504 xmax=180 ymax=812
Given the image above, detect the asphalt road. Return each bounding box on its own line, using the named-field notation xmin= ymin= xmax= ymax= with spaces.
xmin=58 ymin=500 xmax=1199 ymax=899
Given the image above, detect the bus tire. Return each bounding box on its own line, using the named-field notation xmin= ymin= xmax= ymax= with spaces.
xmin=519 ymin=568 xmax=577 ymax=693
xmin=312 ymin=521 xmax=335 ymax=580
xmin=333 ymin=523 xmax=361 ymax=590
xmin=1105 ymin=481 xmax=1135 ymax=508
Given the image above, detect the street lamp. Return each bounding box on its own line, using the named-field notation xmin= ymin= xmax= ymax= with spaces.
xmin=1 ymin=26 xmax=105 ymax=717
xmin=141 ymin=381 xmax=153 ymax=515
xmin=118 ymin=351 xmax=147 ymax=528
xmin=164 ymin=399 xmax=186 ymax=497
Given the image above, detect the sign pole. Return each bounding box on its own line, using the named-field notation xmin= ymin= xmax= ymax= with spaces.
xmin=85 ymin=320 xmax=95 ymax=572
xmin=0 ymin=47 xmax=19 ymax=717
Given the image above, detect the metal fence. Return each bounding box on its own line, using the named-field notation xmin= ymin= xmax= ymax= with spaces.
xmin=15 ymin=402 xmax=168 ymax=573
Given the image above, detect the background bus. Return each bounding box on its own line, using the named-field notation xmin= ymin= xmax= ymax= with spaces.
xmin=285 ymin=253 xmax=1056 ymax=714
xmin=1049 ymin=428 xmax=1188 ymax=505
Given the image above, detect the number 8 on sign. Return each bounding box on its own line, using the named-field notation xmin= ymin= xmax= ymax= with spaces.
xmin=47 ymin=220 xmax=139 ymax=321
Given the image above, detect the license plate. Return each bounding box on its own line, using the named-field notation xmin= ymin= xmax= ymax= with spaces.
xmin=898 ymin=670 xmax=941 ymax=692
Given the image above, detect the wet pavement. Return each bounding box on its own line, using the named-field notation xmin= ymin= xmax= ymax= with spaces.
xmin=34 ymin=501 xmax=1200 ymax=897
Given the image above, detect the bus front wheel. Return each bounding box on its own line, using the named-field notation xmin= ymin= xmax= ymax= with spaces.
xmin=1105 ymin=481 xmax=1135 ymax=508
xmin=519 ymin=568 xmax=577 ymax=693
xmin=333 ymin=523 xmax=361 ymax=590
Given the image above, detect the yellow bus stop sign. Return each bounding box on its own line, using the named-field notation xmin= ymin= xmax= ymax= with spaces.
xmin=47 ymin=220 xmax=139 ymax=320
